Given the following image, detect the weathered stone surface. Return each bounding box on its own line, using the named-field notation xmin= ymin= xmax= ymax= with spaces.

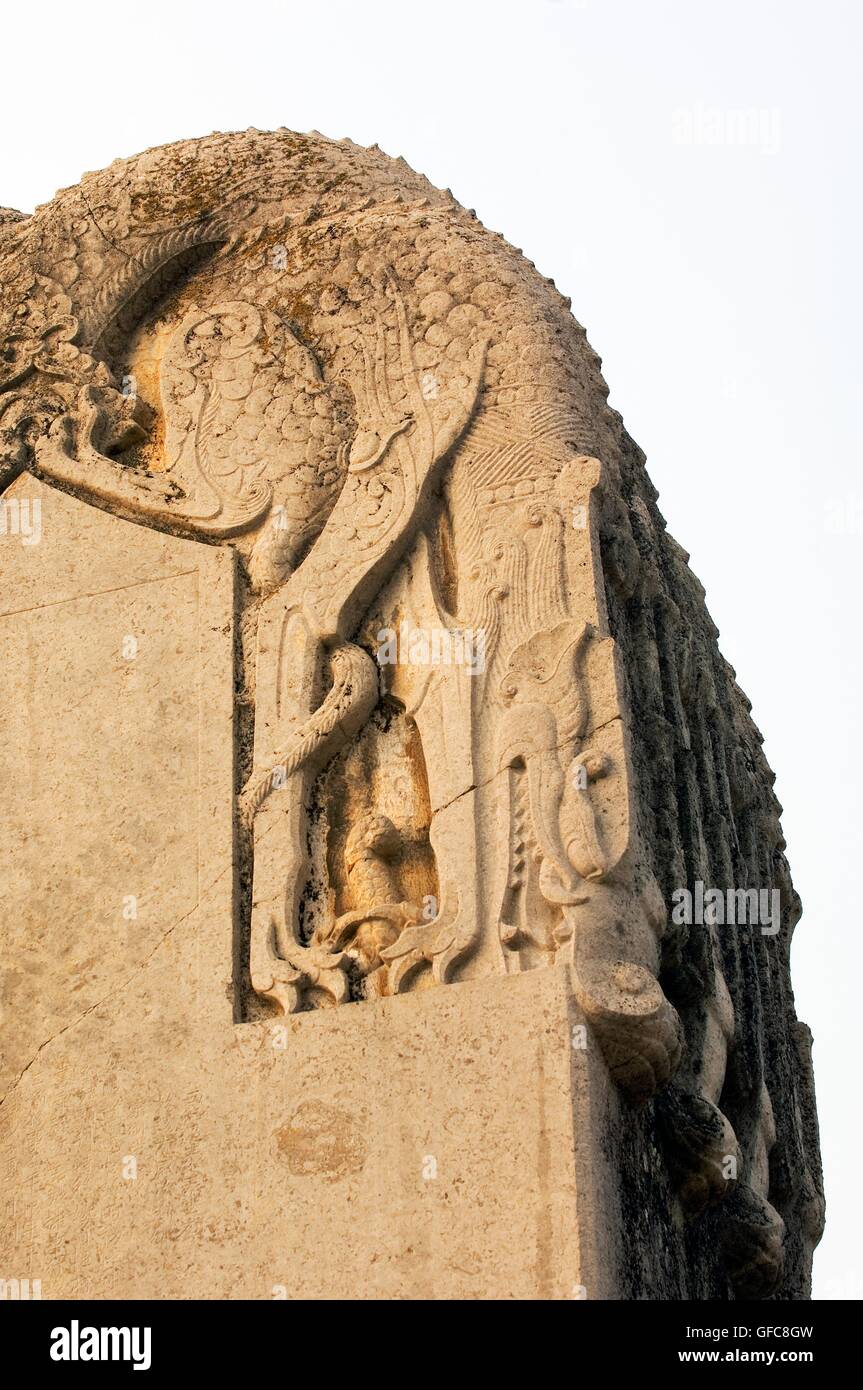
xmin=2 ymin=964 xmax=623 ymax=1300
xmin=0 ymin=473 xmax=236 ymax=1101
xmin=0 ymin=130 xmax=822 ymax=1299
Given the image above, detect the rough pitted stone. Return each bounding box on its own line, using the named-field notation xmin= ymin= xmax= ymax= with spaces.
xmin=0 ymin=130 xmax=823 ymax=1300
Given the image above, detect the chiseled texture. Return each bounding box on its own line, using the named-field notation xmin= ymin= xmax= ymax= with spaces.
xmin=0 ymin=130 xmax=823 ymax=1299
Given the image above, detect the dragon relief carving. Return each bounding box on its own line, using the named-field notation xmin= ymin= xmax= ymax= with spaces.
xmin=0 ymin=130 xmax=822 ymax=1301
xmin=0 ymin=172 xmax=680 ymax=1108
xmin=244 ymin=280 xmax=488 ymax=1014
xmin=494 ymin=617 xmax=682 ymax=1099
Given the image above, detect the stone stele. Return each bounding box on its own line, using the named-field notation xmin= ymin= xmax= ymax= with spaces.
xmin=0 ymin=130 xmax=823 ymax=1301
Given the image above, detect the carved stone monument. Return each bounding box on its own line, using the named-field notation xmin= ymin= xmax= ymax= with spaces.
xmin=0 ymin=131 xmax=823 ymax=1299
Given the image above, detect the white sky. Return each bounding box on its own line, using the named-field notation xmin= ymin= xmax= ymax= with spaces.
xmin=3 ymin=0 xmax=860 ymax=1300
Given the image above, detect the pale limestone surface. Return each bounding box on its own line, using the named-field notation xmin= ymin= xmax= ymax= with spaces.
xmin=0 ymin=130 xmax=822 ymax=1299
xmin=4 ymin=962 xmax=621 ymax=1300
xmin=0 ymin=474 xmax=235 ymax=1103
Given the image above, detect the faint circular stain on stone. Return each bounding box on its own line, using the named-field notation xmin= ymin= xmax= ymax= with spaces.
xmin=275 ymin=1100 xmax=367 ymax=1181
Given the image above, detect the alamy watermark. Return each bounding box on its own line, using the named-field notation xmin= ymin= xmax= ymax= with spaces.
xmin=0 ymin=496 xmax=41 ymax=546
xmin=0 ymin=1277 xmax=42 ymax=1299
xmin=672 ymin=104 xmax=781 ymax=156
xmin=671 ymin=881 xmax=780 ymax=936
xmin=50 ymin=1321 xmax=151 ymax=1371
xmin=824 ymin=493 xmax=863 ymax=535
xmin=376 ymin=621 xmax=486 ymax=676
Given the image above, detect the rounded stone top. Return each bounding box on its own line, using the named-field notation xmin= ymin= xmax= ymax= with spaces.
xmin=0 ymin=129 xmax=610 ymax=485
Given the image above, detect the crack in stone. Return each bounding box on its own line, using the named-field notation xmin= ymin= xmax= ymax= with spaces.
xmin=0 ymin=868 xmax=229 ymax=1112
xmin=79 ymin=188 xmax=143 ymax=270
xmin=0 ymin=569 xmax=198 ymax=620
xmin=428 ymin=712 xmax=624 ymax=820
